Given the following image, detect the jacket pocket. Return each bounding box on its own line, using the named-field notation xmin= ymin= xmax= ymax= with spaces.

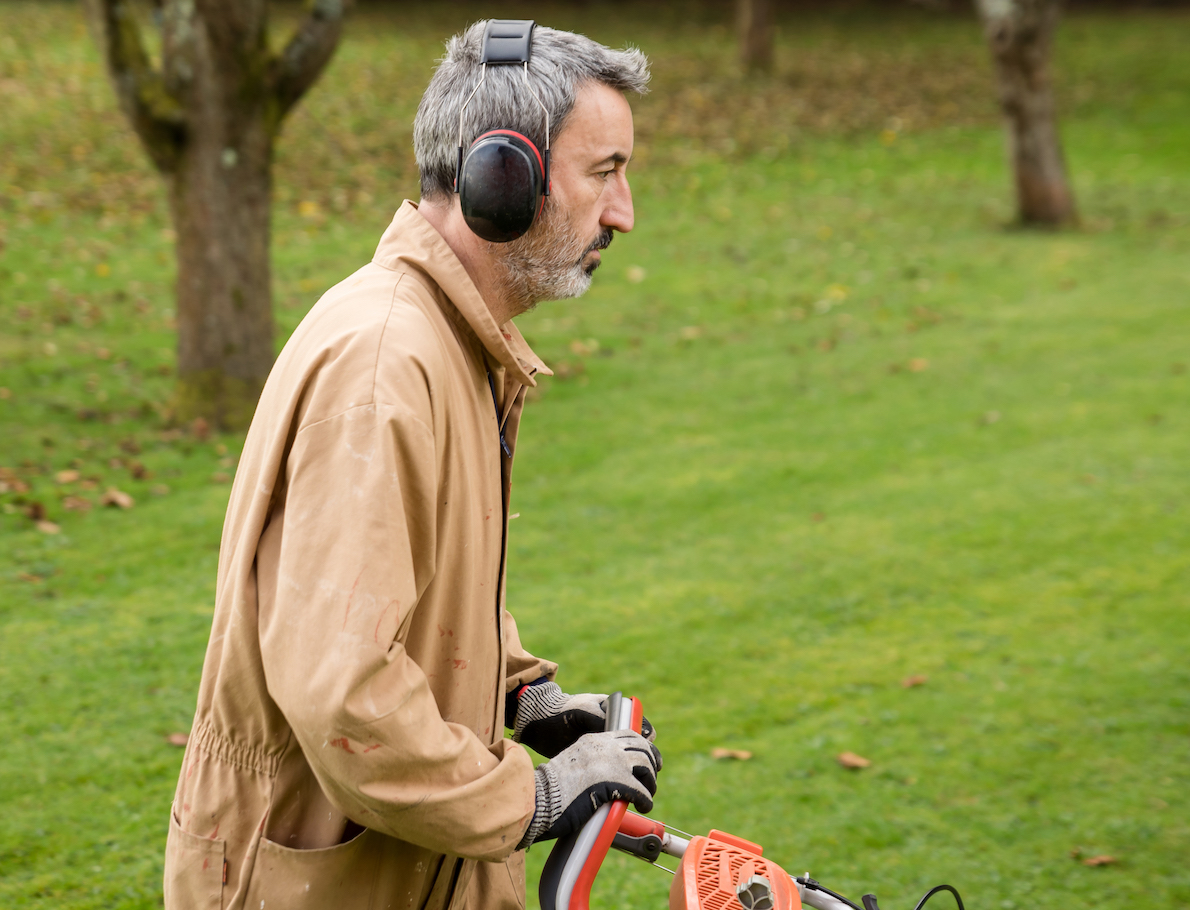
xmin=243 ymin=827 xmax=378 ymax=910
xmin=164 ymin=807 xmax=225 ymax=910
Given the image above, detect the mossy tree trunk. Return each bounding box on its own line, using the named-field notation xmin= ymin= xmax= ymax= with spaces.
xmin=738 ymin=0 xmax=774 ymax=75
xmin=87 ymin=0 xmax=344 ymax=428
xmin=977 ymin=0 xmax=1076 ymax=227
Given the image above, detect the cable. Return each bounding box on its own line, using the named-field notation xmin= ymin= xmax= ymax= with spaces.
xmin=795 ymin=876 xmax=866 ymax=910
xmin=912 ymin=885 xmax=964 ymax=910
xmin=796 ymin=877 xmax=965 ymax=910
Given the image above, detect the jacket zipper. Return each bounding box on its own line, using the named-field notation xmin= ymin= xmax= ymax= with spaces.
xmin=486 ymin=371 xmax=512 ymax=458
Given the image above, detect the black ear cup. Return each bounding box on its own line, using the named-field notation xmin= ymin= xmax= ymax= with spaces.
xmin=458 ymin=130 xmax=546 ymax=243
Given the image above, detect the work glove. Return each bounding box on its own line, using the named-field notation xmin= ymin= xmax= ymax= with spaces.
xmin=511 ymin=680 xmax=656 ymax=758
xmin=517 ymin=730 xmax=663 ymax=849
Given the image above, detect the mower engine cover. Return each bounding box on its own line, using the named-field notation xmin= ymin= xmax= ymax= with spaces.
xmin=670 ymin=830 xmax=800 ymax=910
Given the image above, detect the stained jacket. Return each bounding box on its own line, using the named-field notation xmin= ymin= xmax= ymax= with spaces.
xmin=164 ymin=201 xmax=558 ymax=910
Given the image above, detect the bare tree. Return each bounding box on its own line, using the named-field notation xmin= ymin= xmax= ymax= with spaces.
xmin=977 ymin=0 xmax=1076 ymax=226
xmin=87 ymin=0 xmax=345 ymax=428
xmin=738 ymin=0 xmax=774 ymax=75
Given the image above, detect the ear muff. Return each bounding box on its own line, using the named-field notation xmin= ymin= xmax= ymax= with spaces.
xmin=457 ymin=130 xmax=547 ymax=243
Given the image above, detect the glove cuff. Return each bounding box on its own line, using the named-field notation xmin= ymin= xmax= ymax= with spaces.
xmin=517 ymin=763 xmax=562 ymax=850
xmin=512 ymin=681 xmax=569 ymax=742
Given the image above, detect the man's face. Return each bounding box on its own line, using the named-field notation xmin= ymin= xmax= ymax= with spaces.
xmin=496 ymin=81 xmax=635 ymax=308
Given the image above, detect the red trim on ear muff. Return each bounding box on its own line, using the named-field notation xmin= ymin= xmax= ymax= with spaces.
xmin=472 ymin=129 xmax=546 ymax=176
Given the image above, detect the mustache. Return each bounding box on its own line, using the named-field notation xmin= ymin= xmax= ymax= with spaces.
xmin=582 ymin=229 xmax=614 ymax=259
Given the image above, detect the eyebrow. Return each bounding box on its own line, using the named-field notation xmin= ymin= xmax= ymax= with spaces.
xmin=593 ymin=152 xmax=631 ymax=169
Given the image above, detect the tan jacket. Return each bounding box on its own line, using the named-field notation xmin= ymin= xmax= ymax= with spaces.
xmin=165 ymin=202 xmax=558 ymax=910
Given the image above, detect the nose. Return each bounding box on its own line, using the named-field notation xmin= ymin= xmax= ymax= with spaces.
xmin=600 ymin=173 xmax=634 ymax=235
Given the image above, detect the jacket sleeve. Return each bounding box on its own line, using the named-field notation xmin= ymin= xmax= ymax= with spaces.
xmin=256 ymin=402 xmax=535 ymax=863
xmin=502 ymin=608 xmax=558 ymax=693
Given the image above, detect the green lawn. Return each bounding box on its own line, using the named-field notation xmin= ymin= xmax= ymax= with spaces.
xmin=1 ymin=3 xmax=1188 ymax=908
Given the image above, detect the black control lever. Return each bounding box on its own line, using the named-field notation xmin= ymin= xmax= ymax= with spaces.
xmin=610 ymin=831 xmax=663 ymax=863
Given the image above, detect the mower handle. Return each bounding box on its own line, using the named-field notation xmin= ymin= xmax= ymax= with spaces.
xmin=538 ymin=692 xmax=643 ymax=910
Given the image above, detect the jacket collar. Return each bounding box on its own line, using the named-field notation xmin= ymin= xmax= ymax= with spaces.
xmin=372 ymin=201 xmax=551 ymax=387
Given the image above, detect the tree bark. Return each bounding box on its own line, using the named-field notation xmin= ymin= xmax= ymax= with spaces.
xmin=976 ymin=0 xmax=1076 ymax=227
xmin=87 ymin=0 xmax=344 ymax=428
xmin=738 ymin=0 xmax=774 ymax=75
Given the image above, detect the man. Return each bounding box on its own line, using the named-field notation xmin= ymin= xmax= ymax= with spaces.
xmin=164 ymin=19 xmax=660 ymax=910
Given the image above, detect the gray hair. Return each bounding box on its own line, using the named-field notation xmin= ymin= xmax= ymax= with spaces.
xmin=414 ymin=21 xmax=650 ymax=200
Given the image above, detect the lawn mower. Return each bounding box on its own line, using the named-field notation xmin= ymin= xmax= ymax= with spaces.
xmin=540 ymin=694 xmax=966 ymax=910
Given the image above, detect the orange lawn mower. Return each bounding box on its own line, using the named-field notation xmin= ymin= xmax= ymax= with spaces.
xmin=539 ymin=694 xmax=966 ymax=910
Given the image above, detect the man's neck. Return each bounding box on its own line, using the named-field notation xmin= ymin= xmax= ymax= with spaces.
xmin=417 ymin=198 xmax=525 ymax=327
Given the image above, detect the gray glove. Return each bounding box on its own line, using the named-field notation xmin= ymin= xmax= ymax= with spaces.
xmin=518 ymin=730 xmax=663 ymax=849
xmin=512 ymin=681 xmax=657 ymax=758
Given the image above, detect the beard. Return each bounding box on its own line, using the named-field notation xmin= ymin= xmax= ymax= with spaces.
xmin=494 ymin=203 xmax=613 ymax=311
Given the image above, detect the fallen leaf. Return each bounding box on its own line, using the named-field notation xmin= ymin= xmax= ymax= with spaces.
xmin=211 ymin=472 xmax=231 ymax=484
xmin=909 ymin=357 xmax=930 ymax=372
xmin=1083 ymin=855 xmax=1116 ymax=867
xmin=63 ymin=495 xmax=92 ymax=512
xmin=902 ymin=674 xmax=928 ymax=688
xmin=190 ymin=417 xmax=211 ymax=441
xmin=626 ymin=265 xmax=647 ymax=283
xmin=165 ymin=732 xmax=189 ymax=747
xmin=100 ymin=488 xmax=134 ymax=509
xmin=129 ymin=461 xmax=150 ymax=479
xmin=55 ymin=469 xmax=80 ymax=484
xmin=36 ymin=520 xmax=61 ymax=534
xmin=150 ymin=484 xmax=170 ymax=496
xmin=24 ymin=501 xmax=47 ymax=521
xmin=837 ymin=751 xmax=872 ymax=769
xmin=711 ymin=748 xmax=753 ymax=761
xmin=18 ymin=572 xmax=43 ymax=583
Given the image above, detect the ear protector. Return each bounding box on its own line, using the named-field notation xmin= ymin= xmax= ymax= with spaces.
xmin=454 ymin=20 xmax=551 ymax=243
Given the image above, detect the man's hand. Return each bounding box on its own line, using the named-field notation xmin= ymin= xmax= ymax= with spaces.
xmin=517 ymin=730 xmax=663 ymax=849
xmin=512 ymin=680 xmax=656 ymax=758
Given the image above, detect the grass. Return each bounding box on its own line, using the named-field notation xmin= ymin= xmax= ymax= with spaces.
xmin=2 ymin=2 xmax=1189 ymax=908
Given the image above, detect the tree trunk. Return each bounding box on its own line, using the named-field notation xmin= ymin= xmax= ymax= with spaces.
xmin=87 ymin=0 xmax=344 ymax=428
xmin=738 ymin=0 xmax=774 ymax=75
xmin=163 ymin=2 xmax=277 ymax=429
xmin=976 ymin=0 xmax=1076 ymax=227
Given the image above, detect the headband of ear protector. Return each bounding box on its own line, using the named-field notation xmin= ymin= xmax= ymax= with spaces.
xmin=454 ymin=20 xmax=551 ymax=243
